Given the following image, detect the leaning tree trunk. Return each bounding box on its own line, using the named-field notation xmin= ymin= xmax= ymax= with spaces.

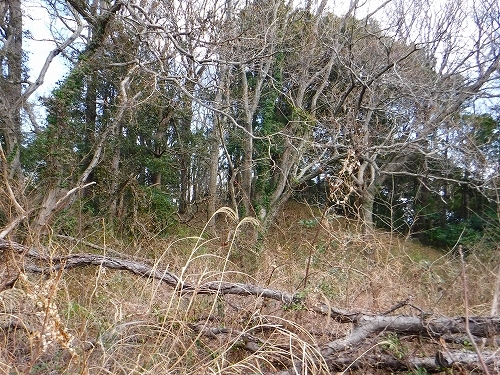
xmin=107 ymin=126 xmax=123 ymax=218
xmin=261 ymin=186 xmax=294 ymax=232
xmin=260 ymin=142 xmax=298 ymax=232
xmin=30 ymin=185 xmax=69 ymax=236
xmin=30 ymin=73 xmax=136 ymax=236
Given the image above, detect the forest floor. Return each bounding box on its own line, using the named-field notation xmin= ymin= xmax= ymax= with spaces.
xmin=1 ymin=201 xmax=498 ymax=374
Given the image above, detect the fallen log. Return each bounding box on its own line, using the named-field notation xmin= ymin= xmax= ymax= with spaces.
xmin=1 ymin=238 xmax=499 ymax=373
xmin=272 ymin=351 xmax=499 ymax=374
xmin=0 ymin=239 xmax=298 ymax=303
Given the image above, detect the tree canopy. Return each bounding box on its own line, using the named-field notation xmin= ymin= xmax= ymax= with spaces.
xmin=0 ymin=0 xmax=499 ymax=248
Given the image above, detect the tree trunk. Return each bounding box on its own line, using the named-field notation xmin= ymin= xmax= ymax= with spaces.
xmin=178 ymin=156 xmax=190 ymax=215
xmin=108 ymin=130 xmax=122 ymax=217
xmin=260 ymin=141 xmax=297 ymax=231
xmin=360 ymin=187 xmax=375 ymax=231
xmin=0 ymin=0 xmax=23 ymax=180
xmin=240 ymin=67 xmax=255 ymax=217
xmin=177 ymin=115 xmax=192 ymax=216
xmin=207 ymin=121 xmax=221 ymax=230
xmin=31 ymin=185 xmax=69 ymax=235
xmin=261 ymin=185 xmax=294 ymax=231
xmin=83 ymin=72 xmax=98 ymax=201
xmin=460 ymin=182 xmax=470 ymax=220
xmin=237 ymin=28 xmax=276 ymax=218
xmin=151 ymin=172 xmax=161 ymax=187
xmin=352 ymin=159 xmax=377 ymax=231
xmin=413 ymin=179 xmax=430 ymax=236
xmin=150 ymin=110 xmax=171 ymax=190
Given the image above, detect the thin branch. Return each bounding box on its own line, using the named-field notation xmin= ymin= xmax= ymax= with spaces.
xmin=459 ymin=246 xmax=491 ymax=375
xmin=20 ymin=4 xmax=84 ymax=102
xmin=491 ymin=262 xmax=500 ymax=316
xmin=0 ymin=142 xmax=25 ymax=216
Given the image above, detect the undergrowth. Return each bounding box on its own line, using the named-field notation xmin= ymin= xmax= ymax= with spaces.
xmin=0 ymin=203 xmax=498 ymax=374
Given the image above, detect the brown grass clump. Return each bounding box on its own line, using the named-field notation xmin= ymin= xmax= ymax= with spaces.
xmin=0 ymin=203 xmax=498 ymax=374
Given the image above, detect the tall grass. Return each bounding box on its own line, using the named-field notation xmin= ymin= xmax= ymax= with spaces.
xmin=1 ymin=204 xmax=497 ymax=374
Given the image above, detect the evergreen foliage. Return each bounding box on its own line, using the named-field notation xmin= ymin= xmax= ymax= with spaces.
xmin=0 ymin=0 xmax=498 ymax=250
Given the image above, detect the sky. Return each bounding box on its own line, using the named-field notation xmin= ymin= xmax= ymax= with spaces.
xmin=22 ymin=0 xmax=497 ymax=119
xmin=24 ymin=0 xmax=67 ymax=97
xmin=22 ymin=0 xmax=381 ymax=94
xmin=20 ymin=0 xmax=438 ymax=94
xmin=23 ymin=0 xmax=69 ymax=125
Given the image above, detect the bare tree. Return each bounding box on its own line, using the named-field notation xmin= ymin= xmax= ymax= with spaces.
xmin=306 ymin=0 xmax=500 ymax=230
xmin=2 ymin=0 xmax=498 ymax=239
xmin=0 ymin=0 xmax=85 ymax=238
xmin=119 ymin=0 xmax=499 ymax=232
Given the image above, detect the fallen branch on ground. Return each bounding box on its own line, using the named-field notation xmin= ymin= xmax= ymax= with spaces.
xmin=1 ymin=238 xmax=499 ymax=373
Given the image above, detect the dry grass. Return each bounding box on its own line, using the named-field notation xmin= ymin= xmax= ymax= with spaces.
xmin=0 ymin=202 xmax=498 ymax=374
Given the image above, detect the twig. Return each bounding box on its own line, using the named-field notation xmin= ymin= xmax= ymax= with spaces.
xmin=459 ymin=246 xmax=491 ymax=375
xmin=380 ymin=297 xmax=412 ymax=315
xmin=299 ymin=206 xmax=327 ymax=289
xmin=54 ymin=182 xmax=96 ymax=208
xmin=0 ymin=142 xmax=25 ymax=215
xmin=491 ymin=257 xmax=500 ymax=316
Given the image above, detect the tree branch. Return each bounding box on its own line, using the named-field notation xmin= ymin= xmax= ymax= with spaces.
xmin=1 ymin=238 xmax=499 ymax=373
